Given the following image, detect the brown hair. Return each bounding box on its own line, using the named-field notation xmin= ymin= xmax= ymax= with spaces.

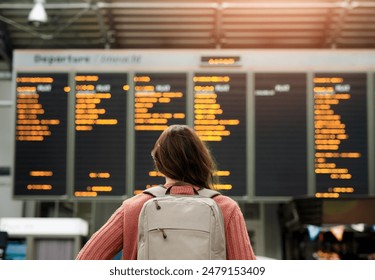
xmin=151 ymin=125 xmax=217 ymax=189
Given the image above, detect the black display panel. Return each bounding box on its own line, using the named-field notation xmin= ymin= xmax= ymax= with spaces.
xmin=193 ymin=73 xmax=246 ymax=196
xmin=73 ymin=73 xmax=127 ymax=197
xmin=255 ymin=73 xmax=307 ymax=197
xmin=134 ymin=73 xmax=186 ymax=193
xmin=14 ymin=73 xmax=68 ymax=197
xmin=314 ymin=73 xmax=368 ymax=197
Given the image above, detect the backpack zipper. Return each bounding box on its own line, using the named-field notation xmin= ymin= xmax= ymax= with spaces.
xmin=154 ymin=200 xmax=161 ymax=210
xmin=157 ymin=228 xmax=167 ymax=239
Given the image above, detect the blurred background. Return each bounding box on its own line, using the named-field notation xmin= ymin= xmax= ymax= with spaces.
xmin=0 ymin=0 xmax=375 ymax=260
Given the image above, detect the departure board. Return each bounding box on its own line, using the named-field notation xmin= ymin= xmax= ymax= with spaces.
xmin=314 ymin=73 xmax=368 ymax=197
xmin=134 ymin=73 xmax=186 ymax=193
xmin=255 ymin=73 xmax=307 ymax=197
xmin=73 ymin=73 xmax=127 ymax=197
xmin=14 ymin=73 xmax=68 ymax=197
xmin=193 ymin=73 xmax=246 ymax=196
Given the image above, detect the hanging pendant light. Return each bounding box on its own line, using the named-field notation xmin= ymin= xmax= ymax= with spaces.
xmin=28 ymin=0 xmax=48 ymax=27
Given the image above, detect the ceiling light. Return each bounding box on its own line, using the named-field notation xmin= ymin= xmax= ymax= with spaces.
xmin=28 ymin=0 xmax=48 ymax=27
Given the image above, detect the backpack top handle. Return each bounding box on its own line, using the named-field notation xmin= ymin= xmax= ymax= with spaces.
xmin=165 ymin=184 xmax=199 ymax=195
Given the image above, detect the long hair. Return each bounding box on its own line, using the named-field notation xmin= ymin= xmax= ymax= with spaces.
xmin=151 ymin=125 xmax=217 ymax=189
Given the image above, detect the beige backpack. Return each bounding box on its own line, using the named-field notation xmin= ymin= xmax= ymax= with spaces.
xmin=137 ymin=185 xmax=226 ymax=259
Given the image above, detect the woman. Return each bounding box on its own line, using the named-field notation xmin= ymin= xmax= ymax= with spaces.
xmin=76 ymin=125 xmax=256 ymax=260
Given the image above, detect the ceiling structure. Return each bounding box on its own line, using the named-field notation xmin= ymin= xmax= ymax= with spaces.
xmin=1 ymin=0 xmax=375 ymax=70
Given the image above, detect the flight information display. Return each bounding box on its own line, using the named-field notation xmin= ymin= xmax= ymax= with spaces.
xmin=134 ymin=73 xmax=186 ymax=193
xmin=314 ymin=73 xmax=368 ymax=197
xmin=14 ymin=73 xmax=69 ymax=197
xmin=193 ymin=73 xmax=246 ymax=196
xmin=73 ymin=73 xmax=128 ymax=197
xmin=254 ymin=73 xmax=307 ymax=197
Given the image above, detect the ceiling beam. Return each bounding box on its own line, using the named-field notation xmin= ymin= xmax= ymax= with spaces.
xmin=0 ymin=1 xmax=375 ymax=10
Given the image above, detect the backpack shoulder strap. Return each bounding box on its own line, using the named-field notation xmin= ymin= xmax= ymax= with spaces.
xmin=197 ymin=188 xmax=221 ymax=198
xmin=143 ymin=185 xmax=166 ymax=197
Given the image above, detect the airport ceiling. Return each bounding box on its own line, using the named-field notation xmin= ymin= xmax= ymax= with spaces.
xmin=1 ymin=0 xmax=375 ymax=70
